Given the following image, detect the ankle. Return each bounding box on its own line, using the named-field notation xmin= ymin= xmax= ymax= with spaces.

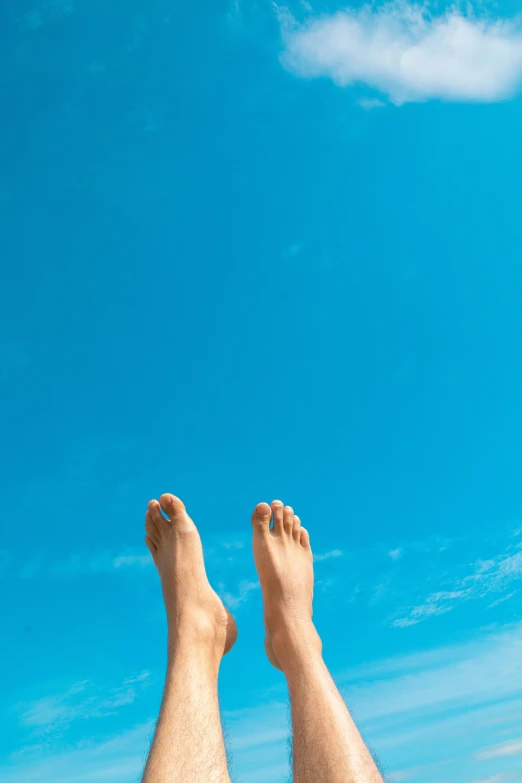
xmin=271 ymin=619 xmax=323 ymax=673
xmin=167 ymin=633 xmax=223 ymax=674
xmin=167 ymin=611 xmax=227 ymax=661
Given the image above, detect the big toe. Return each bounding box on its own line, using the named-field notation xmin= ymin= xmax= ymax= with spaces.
xmin=252 ymin=502 xmax=272 ymax=532
xmin=159 ymin=493 xmax=187 ymax=521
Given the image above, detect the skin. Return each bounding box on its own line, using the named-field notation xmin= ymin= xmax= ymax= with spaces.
xmin=252 ymin=500 xmax=383 ymax=783
xmin=141 ymin=493 xmax=383 ymax=783
xmin=141 ymin=494 xmax=236 ymax=783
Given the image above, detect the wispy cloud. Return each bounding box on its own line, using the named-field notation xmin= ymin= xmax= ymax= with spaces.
xmin=112 ymin=554 xmax=151 ymax=569
xmin=17 ymin=550 xmax=153 ymax=579
xmin=18 ymin=672 xmax=151 ymax=738
xmin=477 ymin=740 xmax=522 ymax=760
xmin=279 ymin=2 xmax=522 ymax=104
xmin=314 ymin=549 xmax=343 ymax=562
xmin=393 ymin=589 xmax=468 ymax=627
xmin=345 ymin=626 xmax=522 ymax=724
xmin=469 ymin=549 xmax=522 ymax=592
xmin=393 ymin=544 xmax=522 ymax=626
xmin=220 ymin=579 xmax=259 ymax=608
xmin=3 ymin=722 xmax=153 ymax=783
xmin=488 ymin=591 xmax=518 ymax=609
xmin=388 ymin=759 xmax=454 ymax=781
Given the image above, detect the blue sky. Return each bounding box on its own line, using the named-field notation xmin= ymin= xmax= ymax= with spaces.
xmin=1 ymin=0 xmax=522 ymax=781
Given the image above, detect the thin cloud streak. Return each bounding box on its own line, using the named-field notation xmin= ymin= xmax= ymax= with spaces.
xmin=219 ymin=579 xmax=259 ymax=608
xmin=18 ymin=672 xmax=151 ymax=737
xmin=2 ymin=723 xmax=153 ymax=783
xmin=393 ymin=544 xmax=522 ymax=626
xmin=314 ymin=549 xmax=343 ymax=562
xmin=477 ymin=740 xmax=522 ymax=760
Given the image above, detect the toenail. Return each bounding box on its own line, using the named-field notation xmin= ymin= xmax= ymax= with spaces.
xmin=272 ymin=500 xmax=283 ymax=507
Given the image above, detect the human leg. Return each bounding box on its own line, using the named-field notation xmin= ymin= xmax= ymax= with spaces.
xmin=251 ymin=500 xmax=382 ymax=783
xmin=141 ymin=494 xmax=237 ymax=783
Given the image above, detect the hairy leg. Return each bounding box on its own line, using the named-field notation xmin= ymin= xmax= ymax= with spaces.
xmin=142 ymin=494 xmax=237 ymax=783
xmin=252 ymin=500 xmax=383 ymax=783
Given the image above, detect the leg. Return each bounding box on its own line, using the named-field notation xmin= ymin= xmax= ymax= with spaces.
xmin=142 ymin=493 xmax=237 ymax=783
xmin=252 ymin=500 xmax=383 ymax=783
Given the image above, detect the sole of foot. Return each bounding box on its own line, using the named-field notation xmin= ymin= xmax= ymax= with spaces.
xmin=145 ymin=493 xmax=237 ymax=664
xmin=251 ymin=500 xmax=321 ymax=672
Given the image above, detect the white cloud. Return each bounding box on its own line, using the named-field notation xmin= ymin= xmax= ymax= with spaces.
xmin=112 ymin=554 xmax=151 ymax=569
xmin=314 ymin=548 xmax=343 ymax=562
xmin=477 ymin=740 xmax=522 ymax=760
xmin=2 ymin=723 xmax=153 ymax=783
xmin=393 ymin=589 xmax=468 ymax=627
xmin=19 ymin=672 xmax=151 ymax=737
xmin=220 ymin=579 xmax=260 ymax=608
xmin=279 ymin=2 xmax=522 ymax=104
xmin=342 ymin=625 xmax=522 ymax=725
xmin=17 ymin=550 xmax=153 ymax=579
xmin=393 ymin=544 xmax=522 ymax=626
xmin=488 ymin=591 xmax=518 ymax=609
xmin=388 ymin=760 xmax=454 ymax=781
xmin=469 ymin=549 xmax=522 ymax=592
xmin=388 ymin=547 xmax=403 ymax=560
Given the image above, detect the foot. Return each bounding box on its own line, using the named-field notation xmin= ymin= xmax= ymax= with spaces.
xmin=145 ymin=494 xmax=237 ymax=666
xmin=251 ymin=500 xmax=322 ymax=672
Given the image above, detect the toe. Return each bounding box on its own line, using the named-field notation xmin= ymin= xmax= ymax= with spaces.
xmin=300 ymin=527 xmax=311 ymax=549
xmin=252 ymin=502 xmax=272 ymax=533
xmin=292 ymin=514 xmax=301 ymax=541
xmin=145 ymin=512 xmax=160 ymax=546
xmin=159 ymin=493 xmax=186 ymax=521
xmin=271 ymin=500 xmax=284 ymax=534
xmin=283 ymin=506 xmax=294 ymax=534
xmin=145 ymin=535 xmax=157 ymax=553
xmin=148 ymin=499 xmax=165 ymax=527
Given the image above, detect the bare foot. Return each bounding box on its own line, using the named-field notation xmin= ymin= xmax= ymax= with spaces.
xmin=145 ymin=493 xmax=237 ymax=666
xmin=251 ymin=500 xmax=322 ymax=672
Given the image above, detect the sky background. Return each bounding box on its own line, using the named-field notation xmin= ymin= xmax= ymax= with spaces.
xmin=1 ymin=1 xmax=522 ymax=782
